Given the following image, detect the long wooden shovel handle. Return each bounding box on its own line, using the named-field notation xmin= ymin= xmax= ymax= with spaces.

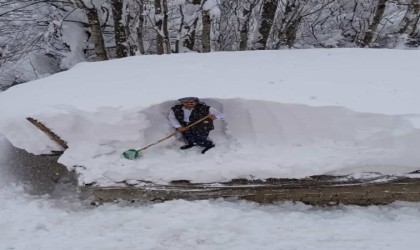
xmin=138 ymin=114 xmax=211 ymax=152
xmin=184 ymin=114 xmax=212 ymax=130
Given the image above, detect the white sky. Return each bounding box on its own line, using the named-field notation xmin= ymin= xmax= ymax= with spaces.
xmin=1 ymin=49 xmax=420 ymax=249
xmin=0 ymin=49 xmax=420 ymax=186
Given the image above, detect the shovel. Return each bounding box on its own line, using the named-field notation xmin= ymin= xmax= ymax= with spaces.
xmin=123 ymin=114 xmax=211 ymax=160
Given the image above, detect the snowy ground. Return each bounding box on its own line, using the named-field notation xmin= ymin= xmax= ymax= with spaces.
xmin=1 ymin=181 xmax=420 ymax=250
xmin=4 ymin=136 xmax=420 ymax=250
xmin=1 ymin=144 xmax=420 ymax=250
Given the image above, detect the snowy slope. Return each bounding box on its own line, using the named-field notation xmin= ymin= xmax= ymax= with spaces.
xmin=0 ymin=49 xmax=419 ymax=185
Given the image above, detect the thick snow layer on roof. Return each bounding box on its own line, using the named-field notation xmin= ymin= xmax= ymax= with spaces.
xmin=0 ymin=49 xmax=419 ymax=185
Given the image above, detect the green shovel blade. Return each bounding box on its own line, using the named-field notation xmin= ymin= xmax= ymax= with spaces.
xmin=123 ymin=149 xmax=141 ymax=160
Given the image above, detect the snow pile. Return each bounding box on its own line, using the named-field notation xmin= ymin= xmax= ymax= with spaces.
xmin=0 ymin=49 xmax=419 ymax=185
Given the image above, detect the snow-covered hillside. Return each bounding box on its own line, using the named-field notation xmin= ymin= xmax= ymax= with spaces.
xmin=0 ymin=49 xmax=419 ymax=186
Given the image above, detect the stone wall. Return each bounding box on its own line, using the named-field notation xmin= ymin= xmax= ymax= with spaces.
xmin=81 ymin=176 xmax=420 ymax=206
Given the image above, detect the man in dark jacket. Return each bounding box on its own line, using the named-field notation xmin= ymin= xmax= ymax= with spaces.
xmin=168 ymin=97 xmax=224 ymax=154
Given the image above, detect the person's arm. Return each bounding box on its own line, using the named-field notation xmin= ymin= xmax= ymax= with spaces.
xmin=209 ymin=107 xmax=224 ymax=120
xmin=167 ymin=109 xmax=182 ymax=128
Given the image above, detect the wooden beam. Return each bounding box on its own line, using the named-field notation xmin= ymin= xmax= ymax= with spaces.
xmin=81 ymin=177 xmax=420 ymax=205
xmin=26 ymin=117 xmax=68 ymax=150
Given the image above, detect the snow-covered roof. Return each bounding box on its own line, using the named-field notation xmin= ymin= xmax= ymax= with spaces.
xmin=1 ymin=49 xmax=420 ymax=186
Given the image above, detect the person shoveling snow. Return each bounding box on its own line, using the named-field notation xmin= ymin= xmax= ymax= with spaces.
xmin=122 ymin=97 xmax=224 ymax=160
xmin=168 ymin=97 xmax=224 ymax=154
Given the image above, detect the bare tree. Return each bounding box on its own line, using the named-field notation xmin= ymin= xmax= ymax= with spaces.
xmin=274 ymin=0 xmax=303 ymax=49
xmin=0 ymin=0 xmax=76 ymax=87
xmin=135 ymin=0 xmax=146 ymax=54
xmin=2 ymin=0 xmax=418 ymax=78
xmin=361 ymin=0 xmax=389 ymax=47
xmin=162 ymin=0 xmax=171 ymax=53
xmin=272 ymin=0 xmax=335 ymax=49
xmin=255 ymin=0 xmax=278 ymax=50
xmin=72 ymin=0 xmax=108 ymax=60
xmin=211 ymin=0 xmax=239 ymax=51
xmin=300 ymin=1 xmax=340 ymax=48
xmin=333 ymin=0 xmax=373 ymax=46
xmin=202 ymin=0 xmax=211 ymax=52
xmin=398 ymin=0 xmax=420 ymax=36
xmin=123 ymin=2 xmax=137 ymax=56
xmin=153 ymin=0 xmax=164 ymax=54
xmin=238 ymin=0 xmax=260 ymax=50
xmin=183 ymin=0 xmax=202 ymax=51
xmin=111 ymin=0 xmax=128 ymax=57
xmin=174 ymin=3 xmax=185 ymax=53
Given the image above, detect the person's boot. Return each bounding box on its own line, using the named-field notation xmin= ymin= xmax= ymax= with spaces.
xmin=201 ymin=144 xmax=215 ymax=154
xmin=180 ymin=144 xmax=194 ymax=150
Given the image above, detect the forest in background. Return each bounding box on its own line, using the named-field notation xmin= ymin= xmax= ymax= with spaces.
xmin=0 ymin=0 xmax=419 ymax=88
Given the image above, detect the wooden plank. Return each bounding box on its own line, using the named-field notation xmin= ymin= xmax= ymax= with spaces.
xmin=26 ymin=117 xmax=68 ymax=150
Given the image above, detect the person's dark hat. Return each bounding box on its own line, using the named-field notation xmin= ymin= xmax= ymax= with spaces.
xmin=178 ymin=97 xmax=199 ymax=102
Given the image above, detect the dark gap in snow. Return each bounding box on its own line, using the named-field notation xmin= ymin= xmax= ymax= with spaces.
xmin=0 ymin=138 xmax=78 ymax=197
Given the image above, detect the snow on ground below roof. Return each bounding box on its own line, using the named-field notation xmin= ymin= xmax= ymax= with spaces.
xmin=0 ymin=49 xmax=420 ymax=186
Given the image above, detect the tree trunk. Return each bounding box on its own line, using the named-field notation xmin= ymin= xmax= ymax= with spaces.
xmin=183 ymin=0 xmax=201 ymax=51
xmin=162 ymin=0 xmax=171 ymax=54
xmin=275 ymin=1 xmax=302 ymax=49
xmin=184 ymin=18 xmax=199 ymax=50
xmin=239 ymin=8 xmax=251 ymax=51
xmin=398 ymin=0 xmax=420 ymax=36
xmin=362 ymin=0 xmax=388 ymax=47
xmin=256 ymin=0 xmax=278 ymax=50
xmin=280 ymin=19 xmax=301 ymax=49
xmin=86 ymin=7 xmax=108 ymax=60
xmin=154 ymin=0 xmax=164 ymax=54
xmin=175 ymin=5 xmax=185 ymax=53
xmin=125 ymin=7 xmax=136 ymax=56
xmin=111 ymin=0 xmax=128 ymax=57
xmin=202 ymin=9 xmax=211 ymax=52
xmin=136 ymin=0 xmax=146 ymax=54
xmin=239 ymin=1 xmax=258 ymax=51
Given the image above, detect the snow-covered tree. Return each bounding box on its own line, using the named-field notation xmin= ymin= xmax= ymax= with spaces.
xmin=70 ymin=0 xmax=108 ymax=60
xmin=111 ymin=0 xmax=128 ymax=57
xmin=255 ymin=0 xmax=278 ymax=50
xmin=1 ymin=0 xmax=419 ymax=90
xmin=0 ymin=0 xmax=75 ymax=88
